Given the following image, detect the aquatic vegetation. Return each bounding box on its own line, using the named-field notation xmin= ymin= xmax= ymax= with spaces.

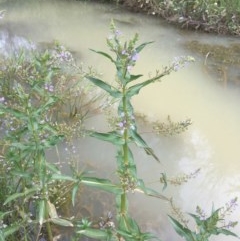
xmin=0 ymin=20 xmax=238 ymax=241
xmin=117 ymin=0 xmax=240 ymax=35
xmin=169 ymin=198 xmax=238 ymax=241
xmin=0 ymin=44 xmax=107 ymax=241
xmin=81 ymin=21 xmax=238 ymax=241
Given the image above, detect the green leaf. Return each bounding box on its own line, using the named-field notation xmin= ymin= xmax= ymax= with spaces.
xmin=40 ymin=135 xmax=64 ymax=149
xmin=47 ymin=201 xmax=58 ymax=219
xmin=81 ymin=177 xmax=122 ymax=194
xmin=127 ymin=216 xmax=140 ymax=233
xmin=128 ymin=74 xmax=143 ymax=83
xmin=116 ymin=229 xmax=133 ymax=239
xmin=127 ymin=78 xmax=155 ymax=97
xmin=11 ymin=170 xmax=32 ymax=178
xmin=0 ymin=211 xmax=12 ymax=220
xmin=86 ymin=76 xmax=121 ymax=98
xmin=89 ymin=131 xmax=125 ymax=145
xmin=38 ymin=200 xmax=45 ymax=225
xmin=0 ymin=231 xmax=4 ymax=241
xmin=51 ymin=173 xmax=76 ymax=182
xmin=130 ymin=130 xmax=159 ymax=162
xmin=34 ymin=96 xmax=58 ymax=115
xmin=89 ymin=49 xmax=115 ymax=64
xmin=118 ymin=97 xmax=134 ymax=117
xmin=168 ymin=216 xmax=194 ymax=241
xmin=2 ymin=224 xmax=20 ymax=239
xmin=1 ymin=107 xmax=26 ymax=119
xmin=214 ymin=228 xmax=239 ymax=238
xmin=160 ymin=173 xmax=168 ymax=191
xmin=4 ymin=187 xmax=39 ymax=205
xmin=51 ymin=218 xmax=73 ymax=227
xmin=45 ymin=162 xmax=60 ymax=174
xmin=135 ymin=41 xmax=154 ymax=53
xmin=136 ymin=179 xmax=169 ymax=201
xmin=72 ymin=183 xmax=80 ymax=206
xmin=117 ymin=214 xmax=133 ymax=235
xmin=77 ymin=228 xmax=109 ymax=240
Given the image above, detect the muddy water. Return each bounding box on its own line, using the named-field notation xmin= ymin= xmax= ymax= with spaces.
xmin=1 ymin=0 xmax=240 ymax=240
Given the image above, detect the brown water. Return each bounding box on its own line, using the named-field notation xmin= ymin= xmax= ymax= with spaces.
xmin=1 ymin=0 xmax=240 ymax=240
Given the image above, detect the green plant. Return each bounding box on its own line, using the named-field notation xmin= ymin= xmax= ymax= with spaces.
xmin=169 ymin=198 xmax=238 ymax=241
xmin=0 ymin=44 xmax=108 ymax=241
xmin=83 ymin=21 xmax=180 ymax=240
xmin=80 ymin=20 xmax=238 ymax=241
xmin=0 ymin=21 xmax=238 ymax=241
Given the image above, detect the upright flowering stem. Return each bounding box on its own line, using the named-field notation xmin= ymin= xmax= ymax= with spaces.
xmin=122 ymin=90 xmax=129 ymax=167
xmin=88 ymin=20 xmax=195 ymax=238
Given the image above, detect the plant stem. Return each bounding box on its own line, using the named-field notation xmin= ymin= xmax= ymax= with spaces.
xmin=45 ymin=208 xmax=53 ymax=241
xmin=122 ymin=87 xmax=129 ymax=167
xmin=120 ymin=192 xmax=127 ymax=215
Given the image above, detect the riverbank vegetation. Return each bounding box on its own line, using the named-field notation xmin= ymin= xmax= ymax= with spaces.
xmin=104 ymin=0 xmax=240 ymax=35
xmin=0 ymin=19 xmax=239 ymax=240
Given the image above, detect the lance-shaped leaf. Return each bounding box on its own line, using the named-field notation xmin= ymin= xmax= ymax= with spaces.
xmin=1 ymin=224 xmax=20 ymax=239
xmin=89 ymin=131 xmax=125 ymax=145
xmin=135 ymin=41 xmax=154 ymax=53
xmin=213 ymin=228 xmax=239 ymax=238
xmin=38 ymin=199 xmax=45 ymax=225
xmin=118 ymin=97 xmax=134 ymax=116
xmin=4 ymin=187 xmax=39 ymax=205
xmin=89 ymin=49 xmax=115 ymax=64
xmin=130 ymin=130 xmax=159 ymax=162
xmin=127 ymin=74 xmax=143 ymax=84
xmin=86 ymin=76 xmax=121 ymax=98
xmin=0 ymin=107 xmax=26 ymax=119
xmin=45 ymin=162 xmax=61 ymax=174
xmin=77 ymin=228 xmax=109 ymax=240
xmin=81 ymin=177 xmax=123 ymax=194
xmin=127 ymin=72 xmax=166 ymax=98
xmin=117 ymin=213 xmax=132 ymax=235
xmin=160 ymin=172 xmax=168 ymax=191
xmin=168 ymin=216 xmax=194 ymax=241
xmin=136 ymin=179 xmax=169 ymax=201
xmin=0 ymin=229 xmax=3 ymax=241
xmin=72 ymin=182 xmax=80 ymax=206
xmin=51 ymin=218 xmax=73 ymax=227
xmin=51 ymin=173 xmax=77 ymax=182
xmin=34 ymin=96 xmax=57 ymax=115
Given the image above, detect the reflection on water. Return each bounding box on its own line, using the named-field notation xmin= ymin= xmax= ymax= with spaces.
xmin=1 ymin=0 xmax=240 ymax=240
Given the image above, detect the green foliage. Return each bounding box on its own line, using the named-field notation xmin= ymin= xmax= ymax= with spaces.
xmin=85 ymin=21 xmax=238 ymax=241
xmin=169 ymin=203 xmax=239 ymax=241
xmin=0 ymin=20 xmax=238 ymax=241
xmin=121 ymin=0 xmax=240 ymax=35
xmin=0 ymin=44 xmax=110 ymax=240
xmin=84 ymin=20 xmax=183 ymax=240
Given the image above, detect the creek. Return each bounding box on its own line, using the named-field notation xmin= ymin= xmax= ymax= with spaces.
xmin=1 ymin=0 xmax=240 ymax=240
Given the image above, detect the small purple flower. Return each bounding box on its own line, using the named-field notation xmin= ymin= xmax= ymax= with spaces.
xmin=121 ymin=50 xmax=129 ymax=56
xmin=0 ymin=97 xmax=5 ymax=103
xmin=115 ymin=30 xmax=122 ymax=36
xmin=44 ymin=84 xmax=54 ymax=92
xmin=229 ymin=197 xmax=238 ymax=209
xmin=118 ymin=122 xmax=124 ymax=128
xmin=131 ymin=52 xmax=139 ymax=62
